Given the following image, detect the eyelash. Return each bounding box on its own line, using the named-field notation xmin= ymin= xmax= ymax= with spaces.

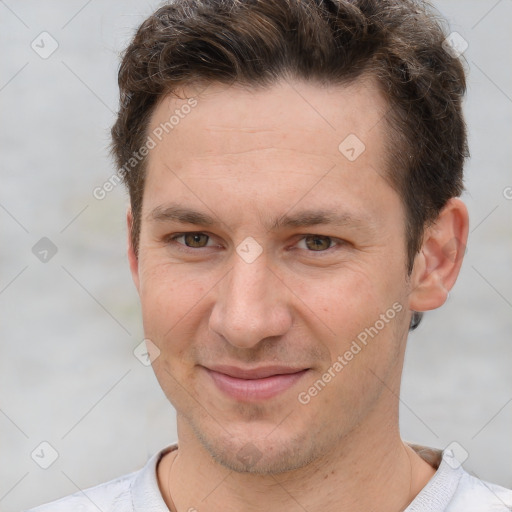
xmin=166 ymin=232 xmax=343 ymax=254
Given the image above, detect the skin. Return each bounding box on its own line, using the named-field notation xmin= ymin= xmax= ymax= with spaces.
xmin=128 ymin=77 xmax=469 ymax=512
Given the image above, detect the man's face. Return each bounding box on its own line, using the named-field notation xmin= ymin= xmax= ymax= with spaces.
xmin=131 ymin=78 xmax=414 ymax=473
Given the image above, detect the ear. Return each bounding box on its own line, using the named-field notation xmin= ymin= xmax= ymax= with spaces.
xmin=408 ymin=198 xmax=469 ymax=312
xmin=127 ymin=208 xmax=140 ymax=293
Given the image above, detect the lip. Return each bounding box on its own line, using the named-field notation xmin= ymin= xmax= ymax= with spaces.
xmin=203 ymin=365 xmax=309 ymax=401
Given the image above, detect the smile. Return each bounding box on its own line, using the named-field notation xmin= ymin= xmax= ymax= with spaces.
xmin=202 ymin=365 xmax=310 ymax=401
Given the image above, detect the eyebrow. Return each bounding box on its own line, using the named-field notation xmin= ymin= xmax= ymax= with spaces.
xmin=150 ymin=204 xmax=216 ymax=226
xmin=149 ymin=203 xmax=371 ymax=231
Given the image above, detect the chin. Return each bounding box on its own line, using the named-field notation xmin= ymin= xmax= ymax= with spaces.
xmin=188 ymin=415 xmax=325 ymax=475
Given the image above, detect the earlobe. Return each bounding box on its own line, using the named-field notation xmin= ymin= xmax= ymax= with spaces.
xmin=408 ymin=198 xmax=469 ymax=312
xmin=127 ymin=208 xmax=140 ymax=292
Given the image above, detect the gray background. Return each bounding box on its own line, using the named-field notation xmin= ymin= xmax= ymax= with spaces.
xmin=0 ymin=1 xmax=511 ymax=510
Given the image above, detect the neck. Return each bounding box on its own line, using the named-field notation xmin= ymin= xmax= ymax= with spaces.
xmin=158 ymin=413 xmax=436 ymax=512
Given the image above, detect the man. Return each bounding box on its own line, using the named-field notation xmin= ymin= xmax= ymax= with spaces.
xmin=28 ymin=0 xmax=512 ymax=510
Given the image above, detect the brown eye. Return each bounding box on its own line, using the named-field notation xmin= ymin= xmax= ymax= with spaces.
xmin=304 ymin=235 xmax=333 ymax=251
xmin=183 ymin=233 xmax=209 ymax=247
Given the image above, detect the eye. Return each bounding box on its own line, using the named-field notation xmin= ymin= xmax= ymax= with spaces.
xmin=298 ymin=235 xmax=336 ymax=251
xmin=171 ymin=232 xmax=211 ymax=248
xmin=167 ymin=232 xmax=343 ymax=254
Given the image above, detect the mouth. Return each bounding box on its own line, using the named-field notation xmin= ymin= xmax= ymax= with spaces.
xmin=202 ymin=365 xmax=310 ymax=401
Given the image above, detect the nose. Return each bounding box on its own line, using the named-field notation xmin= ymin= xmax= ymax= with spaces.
xmin=209 ymin=253 xmax=293 ymax=349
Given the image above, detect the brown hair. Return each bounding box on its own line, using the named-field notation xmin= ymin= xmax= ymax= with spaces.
xmin=111 ymin=0 xmax=467 ymax=277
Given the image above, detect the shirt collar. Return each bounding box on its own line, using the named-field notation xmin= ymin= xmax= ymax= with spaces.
xmin=405 ymin=443 xmax=464 ymax=511
xmin=130 ymin=442 xmax=462 ymax=512
xmin=131 ymin=444 xmax=178 ymax=512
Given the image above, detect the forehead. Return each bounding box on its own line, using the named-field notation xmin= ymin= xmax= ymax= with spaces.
xmin=146 ymin=77 xmax=389 ymax=171
xmin=142 ymin=78 xmax=398 ymax=227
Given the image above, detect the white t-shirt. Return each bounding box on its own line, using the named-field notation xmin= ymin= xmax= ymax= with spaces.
xmin=26 ymin=443 xmax=512 ymax=511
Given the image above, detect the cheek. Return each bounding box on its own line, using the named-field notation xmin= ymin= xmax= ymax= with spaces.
xmin=296 ymin=278 xmax=407 ymax=416
xmin=292 ymin=269 xmax=382 ymax=331
xmin=137 ymin=257 xmax=210 ymax=346
xmin=291 ymin=265 xmax=407 ymax=364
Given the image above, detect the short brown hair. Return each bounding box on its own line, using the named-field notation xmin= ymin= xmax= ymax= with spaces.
xmin=111 ymin=0 xmax=467 ymax=274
